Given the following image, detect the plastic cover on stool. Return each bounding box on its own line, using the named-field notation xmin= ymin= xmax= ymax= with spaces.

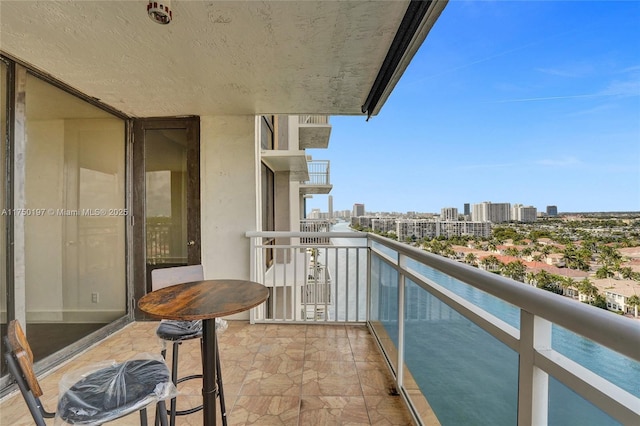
xmin=156 ymin=317 xmax=229 ymax=343
xmin=55 ymin=353 xmax=177 ymax=425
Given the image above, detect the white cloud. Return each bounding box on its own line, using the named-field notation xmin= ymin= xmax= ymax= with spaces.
xmin=536 ymin=157 xmax=582 ymax=167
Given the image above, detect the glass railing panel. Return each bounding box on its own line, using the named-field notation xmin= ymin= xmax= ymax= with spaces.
xmin=371 ymin=240 xmax=396 ymax=259
xmin=548 ymin=376 xmax=620 ymax=426
xmin=404 ymin=279 xmax=519 ymax=425
xmin=370 ymin=241 xmax=520 ymax=328
xmin=369 ymin=253 xmax=399 ymax=372
xmin=405 ymin=258 xmax=520 ymax=329
xmin=552 ymin=325 xmax=640 ymax=397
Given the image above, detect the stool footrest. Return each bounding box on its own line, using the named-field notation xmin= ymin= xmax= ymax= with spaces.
xmin=176 ymin=374 xmax=203 ymax=384
xmin=173 ymin=405 xmax=204 ymax=416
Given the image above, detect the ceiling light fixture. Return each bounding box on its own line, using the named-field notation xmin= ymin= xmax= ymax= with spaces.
xmin=147 ymin=1 xmax=172 ymax=25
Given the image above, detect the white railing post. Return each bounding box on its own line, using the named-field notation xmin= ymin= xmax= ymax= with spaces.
xmin=249 ymin=235 xmax=258 ymax=323
xmin=397 ymin=252 xmax=406 ymax=389
xmin=519 ymin=311 xmax=551 ymax=425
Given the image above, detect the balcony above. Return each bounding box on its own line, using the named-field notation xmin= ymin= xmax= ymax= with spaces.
xmin=0 ymin=1 xmax=448 ymax=117
xmin=298 ymin=115 xmax=331 ymax=149
xmin=300 ymin=160 xmax=332 ymax=194
xmin=261 ymin=150 xmax=309 ymax=181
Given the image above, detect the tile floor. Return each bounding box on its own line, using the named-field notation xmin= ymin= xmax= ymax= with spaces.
xmin=0 ymin=321 xmax=416 ymax=425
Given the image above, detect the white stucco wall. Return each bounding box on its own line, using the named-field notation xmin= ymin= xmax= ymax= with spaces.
xmin=200 ymin=116 xmax=258 ymax=320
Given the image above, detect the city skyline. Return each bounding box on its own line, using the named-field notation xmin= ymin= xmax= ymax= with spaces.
xmin=305 ymin=0 xmax=640 ymax=214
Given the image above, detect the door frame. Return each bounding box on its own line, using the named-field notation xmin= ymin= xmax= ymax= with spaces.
xmin=132 ymin=117 xmax=200 ymax=318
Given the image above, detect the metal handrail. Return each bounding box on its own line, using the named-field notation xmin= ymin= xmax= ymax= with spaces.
xmin=247 ymin=230 xmax=640 ymax=361
xmin=367 ymin=233 xmax=640 ymax=362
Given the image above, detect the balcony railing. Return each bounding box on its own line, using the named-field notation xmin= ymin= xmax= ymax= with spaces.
xmin=303 ymin=160 xmax=330 ymax=186
xmin=298 ymin=115 xmax=329 ymax=125
xmin=299 ymin=219 xmax=331 ymax=245
xmin=246 ymin=230 xmax=640 ymax=426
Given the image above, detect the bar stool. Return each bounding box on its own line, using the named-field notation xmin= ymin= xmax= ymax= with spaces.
xmin=151 ymin=265 xmax=227 ymax=426
xmin=3 ymin=319 xmax=174 ymax=426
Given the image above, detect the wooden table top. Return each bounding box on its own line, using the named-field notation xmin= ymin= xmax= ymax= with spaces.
xmin=138 ymin=279 xmax=269 ymax=321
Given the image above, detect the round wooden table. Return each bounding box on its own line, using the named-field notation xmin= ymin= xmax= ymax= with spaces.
xmin=138 ymin=279 xmax=269 ymax=426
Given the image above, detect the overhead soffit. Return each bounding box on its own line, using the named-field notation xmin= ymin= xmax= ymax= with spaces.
xmin=0 ymin=0 xmax=425 ymax=118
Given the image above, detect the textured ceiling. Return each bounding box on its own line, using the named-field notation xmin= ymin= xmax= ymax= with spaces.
xmin=0 ymin=1 xmax=445 ymax=118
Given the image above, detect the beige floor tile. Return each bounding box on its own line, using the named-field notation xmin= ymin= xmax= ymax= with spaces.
xmin=230 ymin=395 xmax=300 ymax=425
xmin=305 ymin=337 xmax=354 ymax=362
xmin=299 ymin=395 xmax=370 ymax=425
xmin=302 ymin=361 xmax=363 ymax=396
xmin=0 ymin=320 xmax=426 ymax=425
xmin=241 ymin=358 xmax=303 ymax=396
xmin=364 ymin=395 xmax=414 ymax=426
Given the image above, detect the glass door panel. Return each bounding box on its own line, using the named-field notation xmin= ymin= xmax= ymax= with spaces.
xmin=22 ymin=73 xmax=126 ymax=361
xmin=132 ymin=118 xmax=199 ymax=306
xmin=145 ymin=129 xmax=188 ymax=266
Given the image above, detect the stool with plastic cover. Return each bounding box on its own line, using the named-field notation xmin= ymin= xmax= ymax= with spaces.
xmin=3 ymin=319 xmax=177 ymax=426
xmin=151 ymin=265 xmax=228 ymax=426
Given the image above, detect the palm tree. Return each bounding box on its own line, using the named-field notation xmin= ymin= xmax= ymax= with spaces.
xmin=558 ymin=276 xmax=576 ymax=297
xmin=618 ymin=266 xmax=634 ymax=280
xmin=503 ymin=260 xmax=527 ymax=282
xmin=504 ymin=247 xmax=520 ymax=257
xmin=626 ymin=295 xmax=640 ymax=318
xmin=481 ymin=255 xmax=502 ymax=273
xmin=599 ymin=245 xmax=622 ymax=269
xmin=465 ymin=253 xmax=478 ymax=266
xmin=577 ymin=278 xmax=599 ymax=303
xmin=595 ymin=265 xmax=615 ymax=280
xmin=535 ymin=270 xmax=556 ymax=292
xmin=521 ymin=246 xmax=534 ymax=259
xmin=525 ymin=271 xmax=537 ymax=286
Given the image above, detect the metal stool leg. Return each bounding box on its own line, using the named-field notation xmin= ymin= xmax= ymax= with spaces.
xmin=215 ymin=335 xmax=227 ymax=426
xmin=169 ymin=342 xmax=180 ymax=426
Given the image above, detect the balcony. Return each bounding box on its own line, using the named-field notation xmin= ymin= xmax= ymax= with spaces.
xmin=2 ymin=230 xmax=638 ymax=425
xmin=246 ymin=230 xmax=640 ymax=425
xmin=298 ymin=115 xmax=331 ymax=149
xmin=300 ymin=160 xmax=332 ymax=194
xmin=261 ymin=150 xmax=309 ymax=181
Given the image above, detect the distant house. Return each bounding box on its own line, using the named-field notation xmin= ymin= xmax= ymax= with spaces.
xmin=546 ymin=253 xmax=565 ymax=267
xmin=591 ymin=279 xmax=640 ymax=315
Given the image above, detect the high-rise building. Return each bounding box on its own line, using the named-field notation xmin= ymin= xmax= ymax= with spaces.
xmin=353 ymin=203 xmax=365 ymax=217
xmin=547 ymin=205 xmax=558 ymax=217
xmin=328 ymin=195 xmax=333 ymax=219
xmin=464 ymin=203 xmax=470 ymax=216
xmin=472 ymin=201 xmax=511 ymax=223
xmin=512 ymin=204 xmax=537 ymax=222
xmin=441 ymin=207 xmax=458 ymax=221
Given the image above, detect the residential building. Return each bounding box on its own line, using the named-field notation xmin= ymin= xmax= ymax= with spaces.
xmin=441 ymin=207 xmax=458 ymax=221
xmin=591 ymin=279 xmax=640 ymax=315
xmin=512 ymin=204 xmax=537 ymax=223
xmin=353 ymin=203 xmax=366 ymax=217
xmin=371 ymin=217 xmax=397 ymax=234
xmin=472 ymin=201 xmax=511 ymax=223
xmin=396 ymin=219 xmax=491 ymax=240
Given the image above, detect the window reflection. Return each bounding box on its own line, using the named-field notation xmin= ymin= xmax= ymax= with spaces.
xmin=23 ymin=72 xmax=126 ymax=361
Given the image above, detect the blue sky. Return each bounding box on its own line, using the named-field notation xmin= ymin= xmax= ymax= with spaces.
xmin=306 ymin=0 xmax=640 ymax=215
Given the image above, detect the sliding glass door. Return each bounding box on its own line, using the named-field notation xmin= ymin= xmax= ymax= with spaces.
xmin=1 ymin=61 xmax=128 ymax=384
